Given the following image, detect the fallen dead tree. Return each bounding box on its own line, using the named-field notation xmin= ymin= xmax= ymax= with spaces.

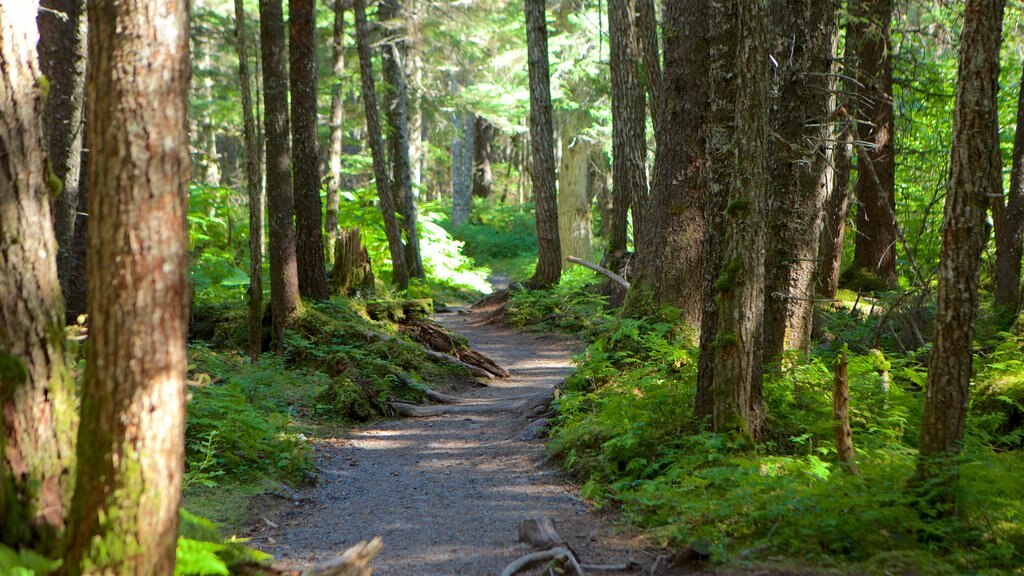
xmin=238 ymin=537 xmax=382 ymax=576
xmin=400 ymin=319 xmax=511 ymax=378
xmin=366 ymin=328 xmax=506 ymax=380
xmin=390 ymin=389 xmax=553 ymax=418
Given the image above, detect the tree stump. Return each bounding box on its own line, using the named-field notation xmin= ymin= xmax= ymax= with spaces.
xmin=330 ymin=227 xmax=375 ymax=295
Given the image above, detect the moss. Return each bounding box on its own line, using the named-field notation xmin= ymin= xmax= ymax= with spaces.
xmin=725 ymin=198 xmax=749 ymax=216
xmin=0 ymin=350 xmax=28 ymax=392
xmin=840 ymin=267 xmax=891 ymax=293
xmin=46 ymin=158 xmax=63 ymax=200
xmin=716 ymin=259 xmax=743 ymax=293
xmin=712 ymin=332 xmax=739 ymax=349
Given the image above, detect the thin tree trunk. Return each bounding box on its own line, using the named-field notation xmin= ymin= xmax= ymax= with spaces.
xmin=525 ymin=0 xmax=562 ymax=288
xmin=379 ymin=0 xmax=424 ymax=278
xmin=354 ymin=0 xmax=409 ymax=289
xmin=992 ymin=63 xmax=1024 ymax=324
xmin=917 ymin=0 xmax=1004 ymax=508
xmin=37 ymin=0 xmax=87 ymax=303
xmin=290 ymin=0 xmax=329 ymax=300
xmin=0 ymin=0 xmax=77 ymax=553
xmin=64 ymin=0 xmax=190 ymax=571
xmin=608 ymin=0 xmax=649 ymax=268
xmin=473 ymin=116 xmax=495 ymax=198
xmin=622 ymin=0 xmax=707 ymax=325
xmin=235 ymin=0 xmax=264 ymax=362
xmin=635 ymin=0 xmax=661 ymax=142
xmin=327 ymin=0 xmax=346 ymax=263
xmin=451 ymin=112 xmax=473 ymax=227
xmin=260 ymin=0 xmax=302 ymax=346
xmin=817 ymin=118 xmax=854 ymax=299
xmin=848 ymin=0 xmax=898 ymax=289
xmin=407 ymin=0 xmax=424 ymax=190
xmin=762 ymin=0 xmax=839 ymax=362
xmin=705 ymin=0 xmax=770 ymax=441
xmin=558 ymin=134 xmax=593 ymax=262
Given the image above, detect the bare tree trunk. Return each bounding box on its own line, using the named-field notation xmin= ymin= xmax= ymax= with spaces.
xmin=622 ymin=0 xmax=707 ymax=325
xmin=472 ymin=116 xmax=495 ymax=198
xmin=64 ymin=0 xmax=190 ymax=571
xmin=235 ymin=0 xmax=264 ymax=362
xmin=525 ymin=0 xmax=562 ymax=288
xmin=290 ymin=0 xmax=329 ymax=300
xmin=354 ymin=0 xmax=408 ymax=289
xmin=704 ymin=0 xmax=770 ymax=441
xmin=326 ymin=0 xmax=346 ymax=263
xmin=816 ymin=120 xmax=853 ymax=299
xmin=379 ymin=0 xmax=424 ymax=278
xmin=407 ymin=0 xmax=425 ymax=191
xmin=37 ymin=0 xmax=87 ymax=303
xmin=260 ymin=0 xmax=302 ymax=347
xmin=0 ymin=0 xmax=77 ymax=553
xmin=607 ymin=0 xmax=649 ymax=267
xmin=992 ymin=63 xmax=1024 ymax=325
xmin=848 ymin=0 xmax=898 ymax=289
xmin=635 ymin=0 xmax=661 ymax=141
xmin=762 ymin=0 xmax=839 ymax=362
xmin=558 ymin=134 xmax=593 ymax=262
xmin=917 ymin=0 xmax=1004 ymax=509
xmin=451 ymin=112 xmax=473 ymax=228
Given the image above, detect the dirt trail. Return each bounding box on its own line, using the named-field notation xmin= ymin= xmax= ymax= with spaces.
xmin=254 ymin=310 xmax=646 ymax=575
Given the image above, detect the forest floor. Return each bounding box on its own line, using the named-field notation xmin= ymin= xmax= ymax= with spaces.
xmin=247 ymin=308 xmax=655 ymax=575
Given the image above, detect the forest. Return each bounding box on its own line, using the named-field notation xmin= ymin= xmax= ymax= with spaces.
xmin=1 ymin=0 xmax=1024 ymax=574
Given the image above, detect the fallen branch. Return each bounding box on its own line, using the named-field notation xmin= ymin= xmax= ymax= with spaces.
xmin=566 ymin=256 xmax=630 ymax=290
xmin=499 ymin=547 xmax=584 ymax=576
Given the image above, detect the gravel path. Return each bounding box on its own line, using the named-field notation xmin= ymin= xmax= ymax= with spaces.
xmin=254 ymin=310 xmax=646 ymax=575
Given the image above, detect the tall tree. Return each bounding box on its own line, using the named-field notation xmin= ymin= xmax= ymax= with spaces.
xmin=37 ymin=0 xmax=87 ymax=303
xmin=290 ymin=0 xmax=330 ymax=300
xmin=607 ymin=0 xmax=649 ymax=269
xmin=379 ymin=0 xmax=425 ymax=278
xmin=762 ymin=0 xmax=840 ymax=361
xmin=235 ymin=0 xmax=263 ymax=361
xmin=451 ymin=112 xmax=473 ymax=228
xmin=622 ymin=0 xmax=707 ymax=326
xmin=992 ymin=64 xmax=1024 ymax=324
xmin=0 ymin=0 xmax=78 ymax=553
xmin=916 ymin=0 xmax=1004 ymax=507
xmin=702 ymin=0 xmax=770 ymax=440
xmin=816 ymin=113 xmax=855 ymax=299
xmin=524 ymin=0 xmax=561 ymax=288
xmin=557 ymin=132 xmax=594 ymax=263
xmin=847 ymin=0 xmax=897 ymax=289
xmin=63 ymin=0 xmax=190 ymax=571
xmin=635 ymin=0 xmax=661 ymax=141
xmin=354 ymin=0 xmax=409 ymax=289
xmin=472 ymin=116 xmax=495 ymax=198
xmin=326 ymin=0 xmax=346 ymax=260
xmin=260 ymin=0 xmax=301 ymax=346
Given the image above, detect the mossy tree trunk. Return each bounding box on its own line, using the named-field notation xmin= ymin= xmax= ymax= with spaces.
xmin=916 ymin=0 xmax=1004 ymax=511
xmin=992 ymin=63 xmax=1024 ymax=326
xmin=525 ymin=0 xmax=562 ymax=288
xmin=290 ymin=0 xmax=330 ymax=300
xmin=0 ymin=0 xmax=78 ymax=554
xmin=63 ymin=0 xmax=190 ymax=572
xmin=703 ymin=0 xmax=770 ymax=441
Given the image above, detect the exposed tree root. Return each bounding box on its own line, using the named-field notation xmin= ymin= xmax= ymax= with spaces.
xmin=401 ymin=319 xmax=511 ymax=378
xmin=237 ymin=537 xmax=382 ymax=576
xmin=499 ymin=547 xmax=585 ymax=576
xmin=390 ymin=390 xmax=553 ymax=418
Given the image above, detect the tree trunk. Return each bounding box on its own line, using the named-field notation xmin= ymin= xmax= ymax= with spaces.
xmin=0 ymin=1 xmax=77 ymax=553
xmin=235 ymin=0 xmax=264 ymax=362
xmin=37 ymin=0 xmax=87 ymax=304
xmin=917 ymin=0 xmax=1004 ymax=508
xmin=64 ymin=0 xmax=190 ymax=571
xmin=847 ymin=0 xmax=898 ymax=290
xmin=762 ymin=0 xmax=839 ymax=362
xmin=472 ymin=116 xmax=495 ymax=198
xmin=330 ymin=227 xmax=375 ymax=295
xmin=260 ymin=0 xmax=302 ymax=347
xmin=622 ymin=0 xmax=707 ymax=325
xmin=407 ymin=0 xmax=425 ymax=191
xmin=816 ymin=120 xmax=853 ymax=299
xmin=327 ymin=0 xmax=345 ymax=263
xmin=635 ymin=0 xmax=661 ymax=142
xmin=992 ymin=63 xmax=1024 ymax=325
xmin=525 ymin=0 xmax=562 ymax=288
xmin=354 ymin=0 xmax=409 ymax=289
xmin=558 ymin=134 xmax=593 ymax=262
xmin=379 ymin=0 xmax=424 ymax=279
xmin=451 ymin=112 xmax=473 ymax=228
xmin=607 ymin=0 xmax=649 ymax=268
xmin=704 ymin=0 xmax=770 ymax=441
xmin=290 ymin=0 xmax=329 ymax=300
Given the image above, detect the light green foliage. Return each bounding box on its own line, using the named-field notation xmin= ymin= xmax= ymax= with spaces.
xmin=446 ymin=200 xmax=539 ymax=281
xmin=505 ymin=266 xmax=614 ymax=334
xmin=175 ymin=510 xmax=272 ymax=575
xmin=0 ymin=545 xmax=61 ymax=576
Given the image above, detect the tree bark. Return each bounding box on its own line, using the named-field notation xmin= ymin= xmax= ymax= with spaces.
xmin=64 ymin=0 xmax=190 ymax=571
xmin=917 ymin=0 xmax=1004 ymax=508
xmin=635 ymin=0 xmax=661 ymax=141
xmin=354 ymin=0 xmax=408 ymax=289
xmin=0 ymin=0 xmax=78 ymax=553
xmin=992 ymin=63 xmax=1024 ymax=324
xmin=290 ymin=0 xmax=329 ymax=300
xmin=847 ymin=0 xmax=898 ymax=289
xmin=327 ymin=0 xmax=346 ymax=263
xmin=379 ymin=0 xmax=424 ymax=279
xmin=607 ymin=0 xmax=649 ymax=266
xmin=407 ymin=0 xmax=424 ymax=191
xmin=762 ymin=0 xmax=839 ymax=362
xmin=451 ymin=112 xmax=473 ymax=228
xmin=37 ymin=0 xmax=87 ymax=304
xmin=816 ymin=118 xmax=853 ymax=299
xmin=472 ymin=116 xmax=495 ymax=199
xmin=557 ymin=134 xmax=593 ymax=262
xmin=260 ymin=0 xmax=302 ymax=347
xmin=704 ymin=0 xmax=770 ymax=441
xmin=622 ymin=0 xmax=707 ymax=326
xmin=235 ymin=0 xmax=264 ymax=362
xmin=525 ymin=0 xmax=562 ymax=288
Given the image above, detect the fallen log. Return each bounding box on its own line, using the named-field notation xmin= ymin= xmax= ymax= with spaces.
xmin=400 ymin=320 xmax=511 ymax=378
xmin=236 ymin=538 xmax=382 ymax=576
xmin=421 ymin=348 xmax=496 ymax=379
xmin=566 ymin=255 xmax=630 ymax=290
xmin=390 ymin=390 xmax=553 ymax=417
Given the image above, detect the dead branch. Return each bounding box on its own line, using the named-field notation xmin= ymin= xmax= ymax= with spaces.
xmin=566 ymin=256 xmax=630 ymax=290
xmin=500 ymin=547 xmax=585 ymax=576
